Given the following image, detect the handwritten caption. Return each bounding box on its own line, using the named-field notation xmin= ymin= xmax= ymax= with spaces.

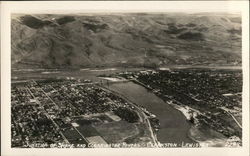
xmin=28 ymin=142 xmax=212 ymax=148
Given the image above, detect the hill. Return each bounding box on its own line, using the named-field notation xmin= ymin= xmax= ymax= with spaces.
xmin=11 ymin=13 xmax=242 ymax=69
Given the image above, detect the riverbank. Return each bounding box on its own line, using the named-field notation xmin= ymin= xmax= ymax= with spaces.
xmin=171 ymin=104 xmax=229 ymax=147
xmin=99 ymin=85 xmax=159 ymax=145
xmin=106 ymin=80 xmax=195 ymax=144
xmin=134 ymin=79 xmax=242 ymax=147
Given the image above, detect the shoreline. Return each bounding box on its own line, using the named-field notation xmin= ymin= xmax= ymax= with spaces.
xmin=99 ymin=85 xmax=159 ymax=145
xmin=10 ymin=68 xmax=242 ymax=147
xmin=168 ymin=99 xmax=242 ymax=147
xmin=130 ymin=78 xmax=242 ymax=147
xmin=11 ymin=65 xmax=242 ymax=72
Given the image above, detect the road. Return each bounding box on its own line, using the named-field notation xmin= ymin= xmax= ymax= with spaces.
xmin=29 ymin=79 xmax=157 ymax=146
xmin=31 ymin=80 xmax=92 ymax=145
xmin=26 ymin=81 xmax=70 ymax=144
xmin=221 ymin=108 xmax=242 ymax=129
xmin=72 ymin=126 xmax=90 ymax=144
xmin=100 ymin=85 xmax=159 ymax=145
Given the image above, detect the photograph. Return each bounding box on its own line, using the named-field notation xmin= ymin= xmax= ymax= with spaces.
xmin=10 ymin=12 xmax=243 ymax=148
xmin=1 ymin=1 xmax=249 ymax=156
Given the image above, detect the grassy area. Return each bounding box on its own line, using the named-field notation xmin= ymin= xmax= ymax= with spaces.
xmin=76 ymin=125 xmax=100 ymax=138
xmin=63 ymin=128 xmax=88 ymax=144
xmin=124 ymin=123 xmax=153 ymax=144
xmin=93 ymin=120 xmax=139 ymax=143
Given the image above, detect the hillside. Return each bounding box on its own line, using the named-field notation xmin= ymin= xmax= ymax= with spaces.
xmin=11 ymin=13 xmax=242 ymax=69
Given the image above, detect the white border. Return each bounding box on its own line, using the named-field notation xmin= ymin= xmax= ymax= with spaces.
xmin=1 ymin=1 xmax=249 ymax=156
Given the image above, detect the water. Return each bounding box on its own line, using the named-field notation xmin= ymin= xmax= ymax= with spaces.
xmin=12 ymin=67 xmax=195 ymax=144
xmin=107 ymin=81 xmax=195 ymax=144
xmin=12 ymin=68 xmax=144 ymax=82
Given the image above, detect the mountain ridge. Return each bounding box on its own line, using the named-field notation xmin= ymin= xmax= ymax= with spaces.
xmin=11 ymin=13 xmax=242 ymax=69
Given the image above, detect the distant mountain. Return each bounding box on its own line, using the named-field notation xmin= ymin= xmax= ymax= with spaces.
xmin=11 ymin=13 xmax=242 ymax=69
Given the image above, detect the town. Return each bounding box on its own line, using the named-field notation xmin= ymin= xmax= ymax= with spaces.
xmin=11 ymin=79 xmax=158 ymax=147
xmin=116 ymin=68 xmax=242 ymax=145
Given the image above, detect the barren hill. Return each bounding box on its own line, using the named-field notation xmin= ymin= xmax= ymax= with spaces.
xmin=11 ymin=13 xmax=242 ymax=69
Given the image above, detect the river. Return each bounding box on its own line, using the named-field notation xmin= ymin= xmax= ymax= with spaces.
xmin=106 ymin=81 xmax=195 ymax=144
xmin=14 ymin=67 xmax=236 ymax=144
